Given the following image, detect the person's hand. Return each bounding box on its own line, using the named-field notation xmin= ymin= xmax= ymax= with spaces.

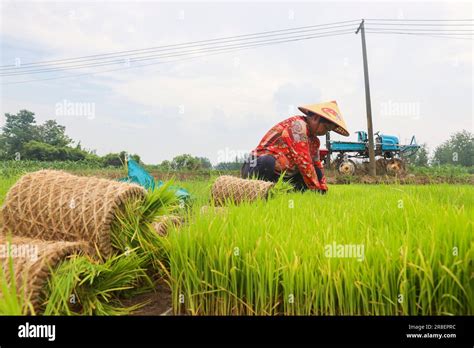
xmin=312 ymin=186 xmax=327 ymax=194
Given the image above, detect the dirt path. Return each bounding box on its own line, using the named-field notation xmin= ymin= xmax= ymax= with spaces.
xmin=121 ymin=279 xmax=173 ymax=316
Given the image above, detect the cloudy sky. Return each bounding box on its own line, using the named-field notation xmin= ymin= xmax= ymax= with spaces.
xmin=0 ymin=0 xmax=472 ymax=164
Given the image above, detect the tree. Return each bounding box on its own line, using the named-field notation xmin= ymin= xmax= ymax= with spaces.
xmin=158 ymin=160 xmax=172 ymax=170
xmin=414 ymin=144 xmax=429 ymax=167
xmin=37 ymin=120 xmax=72 ymax=147
xmin=23 ymin=141 xmax=60 ymax=161
xmin=102 ymin=152 xmax=125 ymax=167
xmin=23 ymin=141 xmax=89 ymax=161
xmin=214 ymin=162 xmax=243 ymax=171
xmin=197 ymin=157 xmax=212 ymax=169
xmin=102 ymin=151 xmax=141 ymax=167
xmin=1 ymin=110 xmax=39 ymax=158
xmin=0 ymin=134 xmax=7 ymax=159
xmin=407 ymin=143 xmax=429 ymax=167
xmin=171 ymin=154 xmax=201 ymax=170
xmin=432 ymin=130 xmax=473 ymax=167
xmin=61 ymin=147 xmax=88 ymax=161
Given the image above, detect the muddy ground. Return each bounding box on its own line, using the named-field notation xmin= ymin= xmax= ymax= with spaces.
xmin=121 ymin=279 xmax=173 ymax=316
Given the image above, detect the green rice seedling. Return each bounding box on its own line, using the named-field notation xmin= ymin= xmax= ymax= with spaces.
xmin=0 ymin=176 xmax=19 ymax=206
xmin=111 ymin=181 xmax=179 ymax=271
xmin=163 ymin=184 xmax=474 ymax=315
xmin=43 ymin=251 xmax=151 ymax=315
xmin=267 ymin=172 xmax=294 ymax=198
xmin=0 ymin=238 xmax=36 ymax=315
xmin=0 ymin=270 xmax=34 ymax=315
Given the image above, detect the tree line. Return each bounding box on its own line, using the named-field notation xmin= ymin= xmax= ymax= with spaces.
xmin=0 ymin=110 xmax=219 ymax=170
xmin=407 ymin=130 xmax=473 ymax=167
xmin=1 ymin=109 xmax=472 ymax=170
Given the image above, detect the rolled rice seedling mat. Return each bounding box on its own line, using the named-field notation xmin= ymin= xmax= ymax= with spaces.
xmin=0 ymin=170 xmax=146 ymax=258
xmin=0 ymin=235 xmax=87 ymax=313
xmin=211 ymin=176 xmax=274 ymax=206
xmin=152 ymin=215 xmax=183 ymax=237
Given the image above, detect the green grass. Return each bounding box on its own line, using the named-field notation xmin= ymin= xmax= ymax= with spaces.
xmin=0 ymin=160 xmax=108 ymax=178
xmin=408 ymin=164 xmax=474 ymax=177
xmin=0 ymin=176 xmax=19 ymax=206
xmin=160 ymin=184 xmax=474 ymax=315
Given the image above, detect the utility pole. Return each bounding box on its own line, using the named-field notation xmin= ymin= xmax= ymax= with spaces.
xmin=356 ymin=19 xmax=376 ymax=177
xmin=325 ymin=132 xmax=331 ymax=170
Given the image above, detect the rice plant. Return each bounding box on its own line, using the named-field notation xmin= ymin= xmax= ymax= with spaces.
xmin=161 ymin=184 xmax=474 ymax=315
xmin=111 ymin=181 xmax=179 ymax=270
xmin=268 ymin=172 xmax=297 ymax=198
xmin=0 ymin=240 xmax=36 ymax=315
xmin=43 ymin=251 xmax=151 ymax=315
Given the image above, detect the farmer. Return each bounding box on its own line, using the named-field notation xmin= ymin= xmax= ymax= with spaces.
xmin=241 ymin=101 xmax=349 ymax=193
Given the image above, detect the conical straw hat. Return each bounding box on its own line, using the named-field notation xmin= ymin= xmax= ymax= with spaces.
xmin=298 ymin=100 xmax=349 ymax=136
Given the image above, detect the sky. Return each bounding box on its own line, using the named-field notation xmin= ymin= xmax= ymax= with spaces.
xmin=0 ymin=0 xmax=472 ymax=165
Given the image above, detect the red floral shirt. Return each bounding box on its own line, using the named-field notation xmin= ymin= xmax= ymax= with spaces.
xmin=252 ymin=116 xmax=327 ymax=191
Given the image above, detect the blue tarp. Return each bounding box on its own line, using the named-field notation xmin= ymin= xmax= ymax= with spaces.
xmin=119 ymin=158 xmax=191 ymax=202
xmin=124 ymin=157 xmax=156 ymax=190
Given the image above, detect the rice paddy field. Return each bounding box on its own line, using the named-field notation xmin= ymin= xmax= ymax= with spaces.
xmin=0 ymin=172 xmax=473 ymax=316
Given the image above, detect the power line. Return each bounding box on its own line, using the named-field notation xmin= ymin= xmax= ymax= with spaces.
xmin=363 ymin=27 xmax=474 ymax=32
xmin=364 ymin=18 xmax=474 ymax=21
xmin=365 ymin=31 xmax=474 ymax=40
xmin=0 ymin=29 xmax=357 ymax=76
xmin=2 ymin=18 xmax=470 ymax=73
xmin=365 ymin=22 xmax=474 ymax=26
xmin=0 ymin=26 xmax=359 ymax=75
xmin=3 ymin=18 xmax=472 ymax=84
xmin=0 ymin=19 xmax=360 ymax=70
xmin=2 ymin=31 xmax=354 ymax=85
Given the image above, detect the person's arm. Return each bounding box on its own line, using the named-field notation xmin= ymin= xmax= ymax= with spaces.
xmin=314 ymin=161 xmax=328 ymax=192
xmin=309 ymin=137 xmax=328 ymax=192
xmin=309 ymin=136 xmax=328 ymax=192
xmin=281 ymin=119 xmax=322 ymax=191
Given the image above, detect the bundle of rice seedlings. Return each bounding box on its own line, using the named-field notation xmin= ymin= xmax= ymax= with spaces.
xmin=211 ymin=176 xmax=274 ymax=206
xmin=211 ymin=173 xmax=294 ymax=206
xmin=152 ymin=216 xmax=183 ymax=237
xmin=43 ymin=251 xmax=151 ymax=315
xmin=42 ymin=182 xmax=180 ymax=315
xmin=110 ymin=181 xmax=179 ymax=270
xmin=0 ymin=169 xmax=147 ymax=258
xmin=267 ymin=172 xmax=295 ymax=198
xmin=1 ymin=170 xmax=180 ymax=315
xmin=0 ymin=234 xmax=87 ymax=314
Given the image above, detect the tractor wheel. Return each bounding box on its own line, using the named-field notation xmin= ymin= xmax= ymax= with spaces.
xmin=376 ymin=158 xmax=388 ymax=175
xmin=386 ymin=158 xmax=406 ymax=175
xmin=338 ymin=160 xmax=356 ymax=175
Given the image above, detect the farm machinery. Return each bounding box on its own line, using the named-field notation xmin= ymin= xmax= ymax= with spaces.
xmin=319 ymin=131 xmax=420 ymax=175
